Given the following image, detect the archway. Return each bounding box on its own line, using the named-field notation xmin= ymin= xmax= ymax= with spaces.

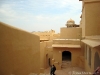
xmin=62 ymin=51 xmax=71 ymax=61
xmin=94 ymin=52 xmax=100 ymax=70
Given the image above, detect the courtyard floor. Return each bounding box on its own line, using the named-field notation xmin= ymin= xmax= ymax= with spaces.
xmin=39 ymin=61 xmax=93 ymax=75
xmin=44 ymin=67 xmax=93 ymax=75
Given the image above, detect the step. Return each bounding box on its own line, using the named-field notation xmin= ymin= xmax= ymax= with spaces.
xmin=29 ymin=73 xmax=49 ymax=75
xmin=29 ymin=73 xmax=37 ymax=75
xmin=39 ymin=73 xmax=49 ymax=75
xmin=61 ymin=61 xmax=71 ymax=68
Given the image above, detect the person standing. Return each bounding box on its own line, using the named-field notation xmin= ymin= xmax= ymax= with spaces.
xmin=52 ymin=65 xmax=56 ymax=75
xmin=50 ymin=65 xmax=53 ymax=75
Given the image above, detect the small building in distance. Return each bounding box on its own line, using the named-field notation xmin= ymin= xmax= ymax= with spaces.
xmin=32 ymin=29 xmax=60 ymax=42
xmin=65 ymin=18 xmax=79 ymax=28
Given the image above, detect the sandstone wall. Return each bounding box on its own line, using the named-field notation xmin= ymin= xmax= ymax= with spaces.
xmin=0 ymin=22 xmax=40 ymax=75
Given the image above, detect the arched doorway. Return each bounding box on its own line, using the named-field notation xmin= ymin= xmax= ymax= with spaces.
xmin=62 ymin=51 xmax=71 ymax=61
xmin=94 ymin=52 xmax=100 ymax=70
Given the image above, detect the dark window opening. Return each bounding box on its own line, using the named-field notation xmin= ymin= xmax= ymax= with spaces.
xmin=89 ymin=48 xmax=91 ymax=67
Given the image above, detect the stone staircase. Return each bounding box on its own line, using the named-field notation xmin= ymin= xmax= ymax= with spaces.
xmin=61 ymin=61 xmax=71 ymax=69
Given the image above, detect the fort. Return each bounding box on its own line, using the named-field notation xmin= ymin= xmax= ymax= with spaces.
xmin=0 ymin=0 xmax=100 ymax=75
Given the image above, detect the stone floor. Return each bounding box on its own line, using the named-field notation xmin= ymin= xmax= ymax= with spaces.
xmin=44 ymin=67 xmax=92 ymax=75
xmin=45 ymin=62 xmax=92 ymax=75
xmin=28 ymin=60 xmax=94 ymax=75
xmin=28 ymin=66 xmax=92 ymax=75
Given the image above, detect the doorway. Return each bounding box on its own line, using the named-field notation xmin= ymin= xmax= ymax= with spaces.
xmin=62 ymin=51 xmax=71 ymax=61
xmin=46 ymin=54 xmax=49 ymax=68
xmin=48 ymin=58 xmax=51 ymax=66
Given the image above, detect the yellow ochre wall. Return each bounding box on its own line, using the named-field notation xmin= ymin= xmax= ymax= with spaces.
xmin=40 ymin=42 xmax=46 ymax=70
xmin=60 ymin=27 xmax=82 ymax=39
xmin=81 ymin=5 xmax=86 ymax=37
xmin=53 ymin=48 xmax=82 ymax=70
xmin=80 ymin=0 xmax=100 ymax=72
xmin=83 ymin=44 xmax=100 ymax=73
xmin=0 ymin=22 xmax=40 ymax=75
xmin=40 ymin=41 xmax=53 ymax=73
xmin=32 ymin=30 xmax=59 ymax=41
xmin=85 ymin=2 xmax=100 ymax=36
xmin=81 ymin=1 xmax=100 ymax=36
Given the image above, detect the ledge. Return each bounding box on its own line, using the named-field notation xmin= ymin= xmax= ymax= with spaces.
xmin=52 ymin=44 xmax=81 ymax=48
xmin=81 ymin=39 xmax=100 ymax=48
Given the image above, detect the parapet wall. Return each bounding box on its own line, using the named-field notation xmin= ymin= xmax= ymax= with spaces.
xmin=0 ymin=22 xmax=40 ymax=75
xmin=60 ymin=27 xmax=82 ymax=39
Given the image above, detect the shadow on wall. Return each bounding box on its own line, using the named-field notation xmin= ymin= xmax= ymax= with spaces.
xmin=94 ymin=52 xmax=100 ymax=70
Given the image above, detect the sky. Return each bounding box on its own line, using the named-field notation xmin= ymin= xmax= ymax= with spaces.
xmin=0 ymin=0 xmax=82 ymax=33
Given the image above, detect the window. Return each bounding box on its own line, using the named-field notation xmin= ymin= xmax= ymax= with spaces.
xmin=89 ymin=47 xmax=91 ymax=67
xmin=87 ymin=46 xmax=89 ymax=63
xmin=85 ymin=45 xmax=87 ymax=59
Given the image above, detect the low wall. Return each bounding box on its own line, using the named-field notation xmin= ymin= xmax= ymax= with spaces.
xmin=0 ymin=22 xmax=40 ymax=75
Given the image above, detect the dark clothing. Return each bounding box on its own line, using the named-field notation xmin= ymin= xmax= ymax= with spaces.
xmin=52 ymin=66 xmax=56 ymax=72
xmin=50 ymin=65 xmax=56 ymax=75
xmin=50 ymin=67 xmax=53 ymax=75
xmin=52 ymin=65 xmax=56 ymax=75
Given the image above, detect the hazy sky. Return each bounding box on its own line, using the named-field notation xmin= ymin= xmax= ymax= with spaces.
xmin=0 ymin=0 xmax=82 ymax=33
